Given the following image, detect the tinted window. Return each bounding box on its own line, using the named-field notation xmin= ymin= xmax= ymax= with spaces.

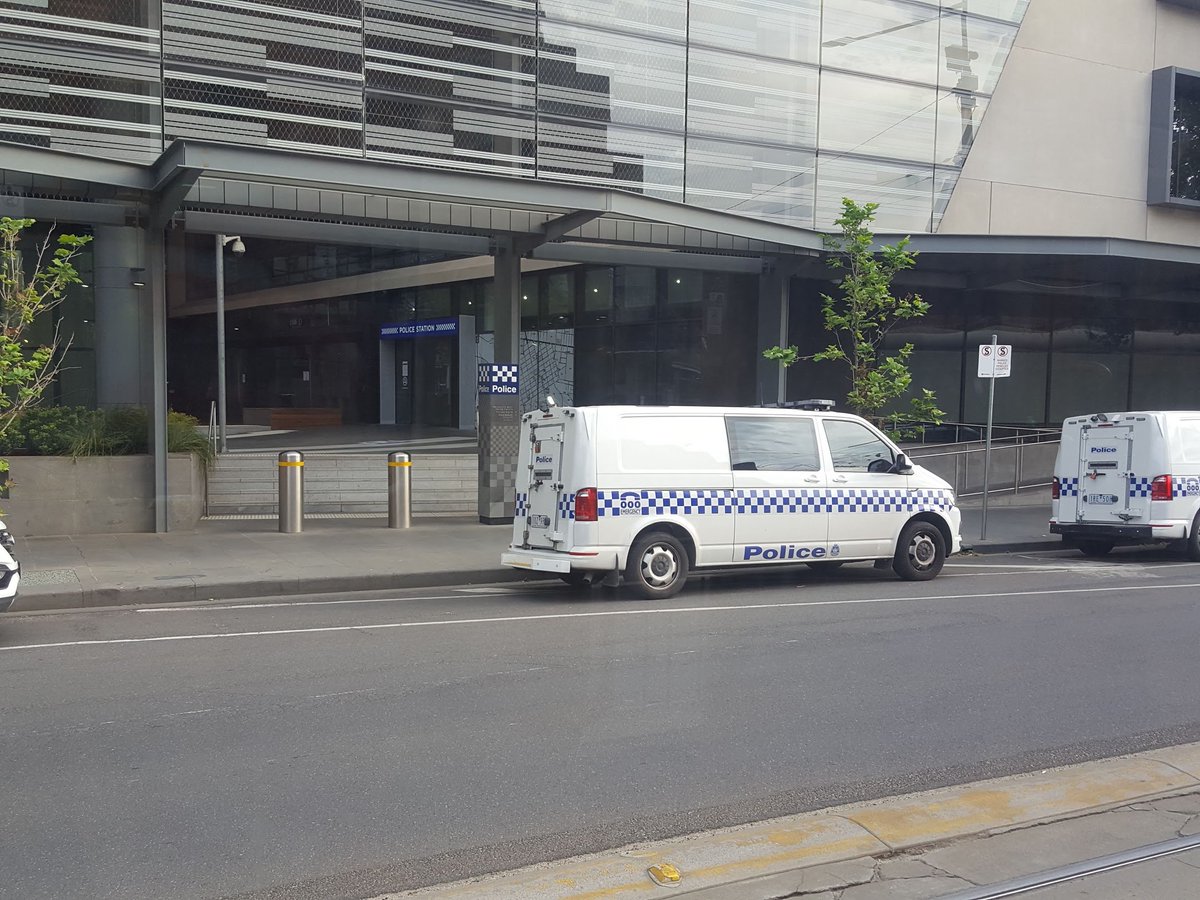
xmin=823 ymin=419 xmax=894 ymax=472
xmin=726 ymin=417 xmax=821 ymax=472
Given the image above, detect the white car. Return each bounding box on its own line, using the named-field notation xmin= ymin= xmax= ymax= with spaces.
xmin=502 ymin=404 xmax=962 ymax=598
xmin=0 ymin=519 xmax=18 ymax=612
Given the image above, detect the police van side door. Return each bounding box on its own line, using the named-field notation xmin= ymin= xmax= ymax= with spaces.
xmin=821 ymin=418 xmax=908 ymax=558
xmin=726 ymin=416 xmax=829 ymax=565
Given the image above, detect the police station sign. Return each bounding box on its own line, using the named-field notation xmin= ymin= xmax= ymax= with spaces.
xmin=379 ymin=317 xmax=459 ymax=339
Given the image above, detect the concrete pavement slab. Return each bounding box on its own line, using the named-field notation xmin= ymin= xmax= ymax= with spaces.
xmin=1004 ymin=856 xmax=1198 ymax=898
xmin=920 ymin=808 xmax=1188 ymax=885
xmin=839 ymin=875 xmax=975 ymax=899
xmin=839 ymin=758 xmax=1195 ymax=850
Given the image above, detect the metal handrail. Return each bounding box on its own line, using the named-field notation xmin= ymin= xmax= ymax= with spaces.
xmin=909 ymin=439 xmax=1061 ymax=498
xmin=208 ymin=401 xmax=218 ymax=454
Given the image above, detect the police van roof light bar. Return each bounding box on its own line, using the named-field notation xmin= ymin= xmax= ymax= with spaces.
xmin=756 ymin=399 xmax=837 ymax=411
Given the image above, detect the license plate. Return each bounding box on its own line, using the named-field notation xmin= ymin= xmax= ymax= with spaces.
xmin=529 ymin=514 xmax=551 ymax=528
xmin=1085 ymin=494 xmax=1118 ymax=505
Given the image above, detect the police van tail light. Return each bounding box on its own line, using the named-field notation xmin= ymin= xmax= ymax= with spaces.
xmin=1051 ymin=477 xmax=1060 ymax=500
xmin=575 ymin=488 xmax=598 ymax=522
xmin=1151 ymin=475 xmax=1173 ymax=502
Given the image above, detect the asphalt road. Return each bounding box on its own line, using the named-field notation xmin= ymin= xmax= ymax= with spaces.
xmin=3 ymin=549 xmax=1200 ymax=900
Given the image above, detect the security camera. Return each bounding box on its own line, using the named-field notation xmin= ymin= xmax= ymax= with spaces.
xmin=230 ymin=238 xmax=246 ymax=256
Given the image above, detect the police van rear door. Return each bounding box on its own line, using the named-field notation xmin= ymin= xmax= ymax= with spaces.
xmin=524 ymin=417 xmax=566 ymax=549
xmin=1077 ymin=422 xmax=1133 ymax=522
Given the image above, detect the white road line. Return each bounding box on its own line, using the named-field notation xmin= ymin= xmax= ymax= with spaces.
xmin=135 ymin=593 xmax=487 ymax=613
xmin=6 ymin=581 xmax=1200 ymax=653
xmin=946 ymin=562 xmax=1200 ymax=571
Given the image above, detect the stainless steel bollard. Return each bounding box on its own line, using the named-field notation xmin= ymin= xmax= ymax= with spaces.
xmin=278 ymin=450 xmax=304 ymax=533
xmin=388 ymin=451 xmax=412 ymax=529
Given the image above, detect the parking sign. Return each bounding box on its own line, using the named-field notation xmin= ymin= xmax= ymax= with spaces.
xmin=978 ymin=344 xmax=1012 ymax=378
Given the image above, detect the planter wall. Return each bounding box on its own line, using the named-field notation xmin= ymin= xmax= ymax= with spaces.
xmin=2 ymin=454 xmax=206 ymax=536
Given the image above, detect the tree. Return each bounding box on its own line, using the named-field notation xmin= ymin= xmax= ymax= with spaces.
xmin=0 ymin=217 xmax=92 ymax=483
xmin=763 ymin=198 xmax=944 ymax=431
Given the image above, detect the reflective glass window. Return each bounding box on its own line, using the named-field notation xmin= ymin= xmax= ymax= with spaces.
xmin=538 ymin=23 xmax=686 ymax=133
xmin=816 ymin=156 xmax=935 ymax=232
xmin=685 ymin=138 xmax=816 ymax=226
xmin=1132 ymin=304 xmax=1200 ymax=410
xmin=935 ymin=92 xmax=989 ymax=168
xmin=688 ymin=0 xmax=820 ymax=64
xmin=582 ymin=268 xmax=614 ymax=323
xmin=727 ymin=417 xmax=822 ymax=471
xmin=544 ymin=271 xmax=575 ymax=329
xmin=687 ymin=49 xmax=818 ymax=148
xmin=821 ymin=0 xmax=941 ymax=86
xmin=819 ymin=71 xmax=938 ymax=163
xmin=937 ymin=12 xmax=1019 ymax=95
xmin=539 ymin=0 xmax=687 ymax=40
xmin=951 ymin=0 xmax=1030 ymax=25
xmin=823 ymin=419 xmax=895 ymax=471
xmin=962 ymin=293 xmax=1051 ymax=424
xmin=615 ymin=267 xmax=657 ymax=323
xmin=1171 ymin=71 xmax=1200 ymax=202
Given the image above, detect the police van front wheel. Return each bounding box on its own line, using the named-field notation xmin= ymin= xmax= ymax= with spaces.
xmin=626 ymin=532 xmax=689 ymax=600
xmin=893 ymin=521 xmax=946 ymax=581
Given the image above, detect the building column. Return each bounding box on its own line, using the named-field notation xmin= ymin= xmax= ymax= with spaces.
xmin=93 ymin=225 xmax=146 ymax=407
xmin=756 ymin=257 xmax=792 ymax=406
xmin=478 ymin=237 xmax=522 ymax=524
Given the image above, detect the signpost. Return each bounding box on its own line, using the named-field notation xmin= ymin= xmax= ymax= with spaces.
xmin=977 ymin=336 xmax=1012 ymax=539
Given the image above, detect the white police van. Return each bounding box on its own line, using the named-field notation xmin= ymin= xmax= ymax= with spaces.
xmin=501 ymin=403 xmax=962 ymax=598
xmin=1051 ymin=411 xmax=1200 ymax=558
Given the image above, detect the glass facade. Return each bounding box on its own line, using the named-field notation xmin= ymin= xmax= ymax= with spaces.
xmin=167 ymin=260 xmax=759 ymax=425
xmin=786 ymin=279 xmax=1200 ymax=427
xmin=0 ymin=0 xmax=1025 ymax=231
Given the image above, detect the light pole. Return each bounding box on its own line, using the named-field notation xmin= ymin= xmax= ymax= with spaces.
xmin=215 ymin=234 xmax=245 ymax=454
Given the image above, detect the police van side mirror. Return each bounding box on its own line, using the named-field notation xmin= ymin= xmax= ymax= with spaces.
xmin=892 ymin=453 xmax=914 ymax=475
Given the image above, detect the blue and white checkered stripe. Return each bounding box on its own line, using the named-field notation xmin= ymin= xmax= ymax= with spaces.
xmin=1058 ymin=476 xmax=1080 ymax=497
xmin=515 ymin=492 xmax=528 ymax=517
xmin=1125 ymin=475 xmax=1200 ymax=499
xmin=557 ymin=493 xmax=575 ymax=521
xmin=595 ymin=488 xmax=954 ymax=517
xmin=1128 ymin=477 xmax=1152 ymax=498
xmin=599 ymin=489 xmax=734 ymax=516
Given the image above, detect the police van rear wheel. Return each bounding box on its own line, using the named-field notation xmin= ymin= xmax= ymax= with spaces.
xmin=893 ymin=521 xmax=946 ymax=581
xmin=626 ymin=532 xmax=689 ymax=600
xmin=1187 ymin=515 xmax=1200 ymax=562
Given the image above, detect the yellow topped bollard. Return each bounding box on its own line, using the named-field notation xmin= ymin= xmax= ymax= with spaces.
xmin=388 ymin=451 xmax=412 ymax=529
xmin=278 ymin=451 xmax=304 ymax=533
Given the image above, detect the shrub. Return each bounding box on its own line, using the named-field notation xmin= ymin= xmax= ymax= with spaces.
xmin=0 ymin=406 xmax=214 ymax=463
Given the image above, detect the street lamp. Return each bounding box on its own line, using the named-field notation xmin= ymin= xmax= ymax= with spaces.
xmin=215 ymin=234 xmax=245 ymax=454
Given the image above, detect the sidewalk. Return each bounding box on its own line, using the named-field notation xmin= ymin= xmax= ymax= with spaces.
xmin=382 ymin=742 xmax=1200 ymax=899
xmin=12 ymin=501 xmax=1061 ymax=612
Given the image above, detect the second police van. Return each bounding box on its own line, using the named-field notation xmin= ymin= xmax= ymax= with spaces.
xmin=501 ymin=403 xmax=962 ymax=598
xmin=1051 ymin=410 xmax=1200 ymax=558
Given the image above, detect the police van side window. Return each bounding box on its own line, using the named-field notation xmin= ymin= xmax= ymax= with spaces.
xmin=823 ymin=420 xmax=895 ymax=472
xmin=726 ymin=417 xmax=821 ymax=471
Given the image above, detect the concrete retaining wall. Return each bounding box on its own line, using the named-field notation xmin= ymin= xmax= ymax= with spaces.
xmin=2 ymin=454 xmax=206 ymax=536
xmin=206 ymin=452 xmax=476 ymax=516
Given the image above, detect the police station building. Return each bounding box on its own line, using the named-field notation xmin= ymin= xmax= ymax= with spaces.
xmin=2 ymin=0 xmax=1199 ymax=523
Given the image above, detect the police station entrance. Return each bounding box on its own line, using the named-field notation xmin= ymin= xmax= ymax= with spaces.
xmin=379 ymin=315 xmax=477 ymax=431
